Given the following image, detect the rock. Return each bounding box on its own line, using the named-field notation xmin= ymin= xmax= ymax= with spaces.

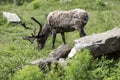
xmin=30 ymin=44 xmax=71 ymax=65
xmin=29 ymin=44 xmax=71 ymax=72
xmin=29 ymin=58 xmax=52 ymax=65
xmin=48 ymin=44 xmax=72 ymax=59
xmin=68 ymin=28 xmax=120 ymax=58
xmin=38 ymin=58 xmax=58 ymax=72
xmin=38 ymin=58 xmax=66 ymax=72
xmin=2 ymin=12 xmax=21 ymax=23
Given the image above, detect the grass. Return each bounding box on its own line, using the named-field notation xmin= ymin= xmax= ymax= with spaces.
xmin=0 ymin=0 xmax=120 ymax=80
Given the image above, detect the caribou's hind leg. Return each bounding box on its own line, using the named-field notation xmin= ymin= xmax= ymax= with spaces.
xmin=61 ymin=32 xmax=66 ymax=44
xmin=52 ymin=33 xmax=56 ymax=49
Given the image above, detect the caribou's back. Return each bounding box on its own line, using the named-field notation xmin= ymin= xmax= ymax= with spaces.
xmin=22 ymin=9 xmax=88 ymax=49
xmin=47 ymin=9 xmax=88 ymax=31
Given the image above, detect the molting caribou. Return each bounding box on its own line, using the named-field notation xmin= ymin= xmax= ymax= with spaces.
xmin=21 ymin=9 xmax=89 ymax=49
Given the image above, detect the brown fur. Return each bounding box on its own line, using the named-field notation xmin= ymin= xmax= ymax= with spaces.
xmin=23 ymin=9 xmax=89 ymax=49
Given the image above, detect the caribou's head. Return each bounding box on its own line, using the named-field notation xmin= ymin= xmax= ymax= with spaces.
xmin=22 ymin=17 xmax=49 ymax=49
xmin=36 ymin=33 xmax=48 ymax=49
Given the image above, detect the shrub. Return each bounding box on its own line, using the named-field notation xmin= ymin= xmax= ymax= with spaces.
xmin=12 ymin=65 xmax=43 ymax=80
xmin=95 ymin=0 xmax=111 ymax=11
xmin=64 ymin=49 xmax=92 ymax=80
xmin=30 ymin=0 xmax=41 ymax=9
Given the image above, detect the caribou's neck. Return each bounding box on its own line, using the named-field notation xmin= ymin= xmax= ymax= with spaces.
xmin=41 ymin=24 xmax=51 ymax=41
xmin=42 ymin=23 xmax=51 ymax=35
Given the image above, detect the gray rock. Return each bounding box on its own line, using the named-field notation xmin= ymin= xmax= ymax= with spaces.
xmin=68 ymin=28 xmax=120 ymax=58
xmin=2 ymin=12 xmax=21 ymax=23
xmin=30 ymin=44 xmax=71 ymax=65
xmin=38 ymin=58 xmax=66 ymax=72
xmin=29 ymin=44 xmax=71 ymax=72
xmin=48 ymin=44 xmax=72 ymax=59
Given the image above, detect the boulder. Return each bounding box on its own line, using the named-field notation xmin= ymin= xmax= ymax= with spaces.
xmin=68 ymin=28 xmax=120 ymax=58
xmin=30 ymin=44 xmax=71 ymax=65
xmin=2 ymin=12 xmax=21 ymax=23
xmin=38 ymin=58 xmax=66 ymax=72
xmin=48 ymin=44 xmax=72 ymax=59
xmin=29 ymin=44 xmax=71 ymax=72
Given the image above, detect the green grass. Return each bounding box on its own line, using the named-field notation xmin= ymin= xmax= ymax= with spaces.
xmin=0 ymin=0 xmax=120 ymax=80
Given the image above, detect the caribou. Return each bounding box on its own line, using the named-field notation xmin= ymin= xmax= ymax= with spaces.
xmin=21 ymin=9 xmax=89 ymax=49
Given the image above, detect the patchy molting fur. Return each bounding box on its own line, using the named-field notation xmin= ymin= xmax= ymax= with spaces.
xmin=37 ymin=9 xmax=88 ymax=49
xmin=47 ymin=9 xmax=88 ymax=31
xmin=24 ymin=9 xmax=89 ymax=49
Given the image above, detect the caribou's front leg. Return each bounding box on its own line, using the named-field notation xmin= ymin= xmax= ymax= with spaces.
xmin=61 ymin=32 xmax=66 ymax=44
xmin=79 ymin=26 xmax=86 ymax=37
xmin=52 ymin=33 xmax=56 ymax=49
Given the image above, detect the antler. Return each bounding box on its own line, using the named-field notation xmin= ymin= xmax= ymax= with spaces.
xmin=31 ymin=17 xmax=42 ymax=28
xmin=31 ymin=27 xmax=36 ymax=37
xmin=20 ymin=22 xmax=32 ymax=30
xmin=23 ymin=27 xmax=37 ymax=43
xmin=22 ymin=17 xmax=42 ymax=44
xmin=31 ymin=17 xmax=42 ymax=36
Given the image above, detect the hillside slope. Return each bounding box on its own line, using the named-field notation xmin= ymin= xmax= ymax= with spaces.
xmin=0 ymin=0 xmax=120 ymax=80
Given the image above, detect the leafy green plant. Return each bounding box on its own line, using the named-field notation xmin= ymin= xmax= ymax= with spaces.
xmin=64 ymin=49 xmax=92 ymax=80
xmin=11 ymin=65 xmax=43 ymax=80
xmin=29 ymin=0 xmax=41 ymax=9
xmin=95 ymin=0 xmax=111 ymax=11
